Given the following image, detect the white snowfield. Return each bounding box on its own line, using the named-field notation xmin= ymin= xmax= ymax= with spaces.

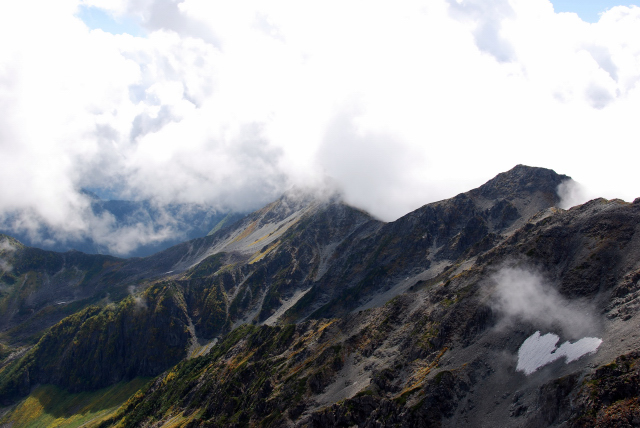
xmin=516 ymin=331 xmax=602 ymax=375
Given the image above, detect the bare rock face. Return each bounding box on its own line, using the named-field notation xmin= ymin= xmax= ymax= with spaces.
xmin=2 ymin=165 xmax=640 ymax=428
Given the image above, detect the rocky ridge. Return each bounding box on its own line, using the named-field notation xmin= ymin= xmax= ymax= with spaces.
xmin=1 ymin=165 xmax=639 ymax=427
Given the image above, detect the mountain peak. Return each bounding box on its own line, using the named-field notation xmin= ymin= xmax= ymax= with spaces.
xmin=472 ymin=164 xmax=570 ymax=201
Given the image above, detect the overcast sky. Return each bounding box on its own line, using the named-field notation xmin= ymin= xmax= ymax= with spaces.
xmin=1 ymin=0 xmax=639 ymax=253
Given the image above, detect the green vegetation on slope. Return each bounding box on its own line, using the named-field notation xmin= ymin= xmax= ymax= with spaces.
xmin=100 ymin=321 xmax=348 ymax=427
xmin=0 ymin=377 xmax=150 ymax=428
xmin=0 ymin=281 xmax=191 ymax=403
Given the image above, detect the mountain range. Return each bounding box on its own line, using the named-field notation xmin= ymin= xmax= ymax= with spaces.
xmin=1 ymin=165 xmax=639 ymax=427
xmin=0 ymin=194 xmax=245 ymax=257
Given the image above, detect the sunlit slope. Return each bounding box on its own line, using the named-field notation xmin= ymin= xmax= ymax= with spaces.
xmin=0 ymin=378 xmax=149 ymax=427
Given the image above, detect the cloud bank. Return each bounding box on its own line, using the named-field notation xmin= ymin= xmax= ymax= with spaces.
xmin=1 ymin=0 xmax=640 ymax=254
xmin=491 ymin=265 xmax=599 ymax=338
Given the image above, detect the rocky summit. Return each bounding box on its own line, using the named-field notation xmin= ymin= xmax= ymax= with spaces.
xmin=1 ymin=165 xmax=639 ymax=427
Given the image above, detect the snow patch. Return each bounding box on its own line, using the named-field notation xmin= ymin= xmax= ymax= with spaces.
xmin=516 ymin=331 xmax=602 ymax=375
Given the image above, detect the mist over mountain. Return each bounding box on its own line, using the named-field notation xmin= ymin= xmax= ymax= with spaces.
xmin=2 ymin=1 xmax=640 ymax=425
xmin=1 ymin=165 xmax=639 ymax=427
xmin=2 ymin=1 xmax=640 ymax=261
xmin=0 ymin=193 xmax=245 ymax=257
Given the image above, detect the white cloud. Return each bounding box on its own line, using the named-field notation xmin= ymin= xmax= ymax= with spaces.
xmin=0 ymin=259 xmax=12 ymax=273
xmin=491 ymin=265 xmax=599 ymax=338
xmin=0 ymin=239 xmax=16 ymax=253
xmin=1 ymin=0 xmax=639 ymax=253
xmin=0 ymin=238 xmax=17 ymax=273
xmin=557 ymin=179 xmax=592 ymax=209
